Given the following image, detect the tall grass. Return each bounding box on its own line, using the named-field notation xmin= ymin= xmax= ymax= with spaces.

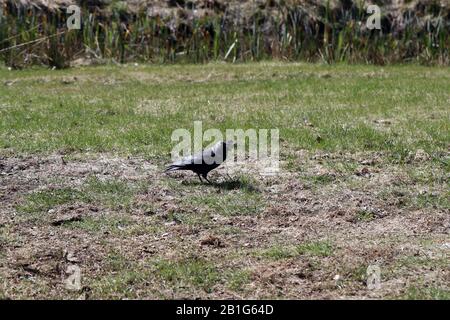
xmin=0 ymin=1 xmax=448 ymax=68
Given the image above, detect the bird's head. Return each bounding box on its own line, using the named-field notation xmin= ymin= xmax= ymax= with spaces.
xmin=213 ymin=140 xmax=235 ymax=161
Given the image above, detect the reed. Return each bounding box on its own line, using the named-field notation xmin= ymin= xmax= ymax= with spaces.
xmin=0 ymin=1 xmax=448 ymax=68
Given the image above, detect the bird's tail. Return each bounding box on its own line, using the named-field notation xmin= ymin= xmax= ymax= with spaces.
xmin=164 ymin=164 xmax=182 ymax=173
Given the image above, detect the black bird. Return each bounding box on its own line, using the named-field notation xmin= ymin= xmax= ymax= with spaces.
xmin=165 ymin=140 xmax=234 ymax=183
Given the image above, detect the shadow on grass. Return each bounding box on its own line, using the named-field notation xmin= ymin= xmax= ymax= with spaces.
xmin=181 ymin=176 xmax=260 ymax=192
xmin=213 ymin=178 xmax=259 ymax=192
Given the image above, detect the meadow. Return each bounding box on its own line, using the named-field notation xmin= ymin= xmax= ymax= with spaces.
xmin=0 ymin=62 xmax=449 ymax=299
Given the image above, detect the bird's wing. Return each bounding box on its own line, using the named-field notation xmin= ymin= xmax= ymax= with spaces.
xmin=168 ymin=143 xmax=223 ymax=168
xmin=169 ymin=147 xmax=207 ymax=165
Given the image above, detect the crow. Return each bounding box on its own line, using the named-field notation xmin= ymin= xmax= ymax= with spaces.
xmin=165 ymin=140 xmax=234 ymax=183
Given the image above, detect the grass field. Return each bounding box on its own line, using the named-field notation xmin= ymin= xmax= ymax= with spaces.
xmin=0 ymin=62 xmax=449 ymax=299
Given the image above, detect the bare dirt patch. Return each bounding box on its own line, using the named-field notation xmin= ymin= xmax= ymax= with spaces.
xmin=0 ymin=151 xmax=449 ymax=299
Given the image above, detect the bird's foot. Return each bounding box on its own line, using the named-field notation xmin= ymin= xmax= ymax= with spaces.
xmin=203 ymin=176 xmax=212 ymax=184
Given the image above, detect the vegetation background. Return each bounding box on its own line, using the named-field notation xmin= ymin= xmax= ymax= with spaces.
xmin=0 ymin=0 xmax=449 ymax=68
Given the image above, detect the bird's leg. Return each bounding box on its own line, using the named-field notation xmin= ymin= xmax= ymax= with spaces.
xmin=203 ymin=175 xmax=212 ymax=184
xmin=197 ymin=173 xmax=203 ymax=183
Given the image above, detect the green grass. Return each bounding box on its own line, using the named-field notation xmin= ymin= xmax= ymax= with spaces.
xmin=415 ymin=192 xmax=450 ymax=210
xmin=0 ymin=63 xmax=448 ymax=161
xmin=66 ymin=215 xmax=133 ymax=234
xmin=257 ymin=245 xmax=298 ymax=260
xmin=355 ymin=210 xmax=376 ymax=222
xmin=16 ymin=188 xmax=85 ymax=214
xmin=87 ymin=251 xmax=153 ymax=298
xmin=89 ymin=266 xmax=151 ymax=299
xmin=189 ymin=192 xmax=264 ymax=216
xmin=165 ymin=211 xmax=210 ymax=227
xmin=304 ymin=173 xmax=336 ymax=186
xmin=404 ymin=286 xmax=450 ymax=300
xmin=396 ymin=255 xmax=449 ymax=270
xmin=83 ymin=176 xmax=146 ymax=210
xmin=227 ymin=269 xmax=252 ymax=292
xmin=16 ymin=176 xmax=148 ymax=218
xmin=105 ymin=251 xmax=132 ymax=271
xmin=296 ymin=240 xmax=334 ymax=257
xmin=182 ymin=175 xmax=264 ymax=217
xmin=258 ymin=240 xmax=334 ymax=260
xmin=378 ymin=186 xmax=450 ymax=211
xmin=154 ymin=257 xmax=219 ymax=292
